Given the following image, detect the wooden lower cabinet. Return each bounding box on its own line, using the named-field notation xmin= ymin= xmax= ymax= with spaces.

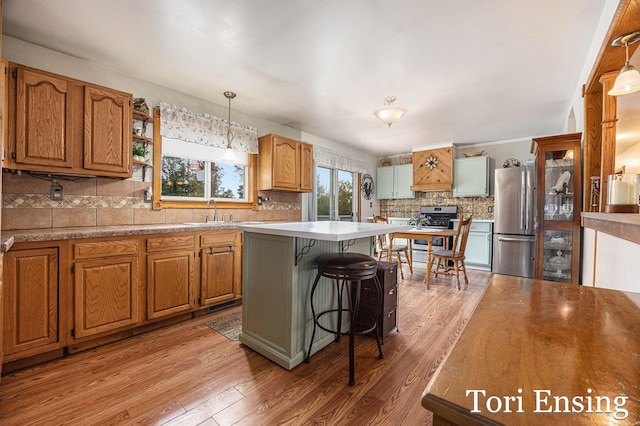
xmin=73 ymin=254 xmax=140 ymax=339
xmin=72 ymin=238 xmax=141 ymax=340
xmin=146 ymin=234 xmax=196 ymax=320
xmin=2 ymin=229 xmax=242 ymax=368
xmin=200 ymin=230 xmax=242 ymax=307
xmin=3 ymin=247 xmax=59 ymax=359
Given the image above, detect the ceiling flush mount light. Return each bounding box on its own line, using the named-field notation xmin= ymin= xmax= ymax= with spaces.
xmin=223 ymin=91 xmax=237 ymax=160
xmin=374 ymin=96 xmax=407 ymax=127
xmin=608 ymin=31 xmax=640 ymax=96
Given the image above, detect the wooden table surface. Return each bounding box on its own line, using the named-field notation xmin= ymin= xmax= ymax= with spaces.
xmin=421 ymin=274 xmax=640 ymax=425
xmin=391 ymin=228 xmax=457 ymax=286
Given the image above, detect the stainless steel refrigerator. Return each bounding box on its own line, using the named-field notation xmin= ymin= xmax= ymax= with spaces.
xmin=492 ymin=165 xmax=535 ymax=277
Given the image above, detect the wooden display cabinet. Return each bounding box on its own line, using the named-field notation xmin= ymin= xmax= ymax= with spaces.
xmin=532 ymin=133 xmax=582 ymax=284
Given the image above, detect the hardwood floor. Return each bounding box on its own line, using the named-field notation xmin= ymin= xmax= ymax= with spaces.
xmin=0 ymin=267 xmax=492 ymax=425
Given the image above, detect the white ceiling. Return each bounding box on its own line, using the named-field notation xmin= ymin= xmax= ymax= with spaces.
xmin=3 ymin=0 xmax=609 ymax=156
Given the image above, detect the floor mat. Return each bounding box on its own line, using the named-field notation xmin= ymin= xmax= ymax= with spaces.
xmin=204 ymin=311 xmax=242 ymax=341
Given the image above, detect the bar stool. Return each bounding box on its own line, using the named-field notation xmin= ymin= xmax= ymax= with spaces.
xmin=305 ymin=252 xmax=384 ymax=386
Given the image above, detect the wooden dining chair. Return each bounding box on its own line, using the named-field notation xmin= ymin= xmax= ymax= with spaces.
xmin=427 ymin=215 xmax=473 ymax=289
xmin=373 ymin=215 xmax=413 ymax=279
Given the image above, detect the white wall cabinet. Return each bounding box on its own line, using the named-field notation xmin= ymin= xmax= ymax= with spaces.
xmin=377 ymin=164 xmax=414 ymax=199
xmin=452 ymin=219 xmax=492 ymax=271
xmin=453 ymin=156 xmax=489 ymax=197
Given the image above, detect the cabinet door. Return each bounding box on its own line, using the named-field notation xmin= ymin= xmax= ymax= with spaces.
xmin=83 ymin=85 xmax=132 ymax=176
xmin=73 ymin=255 xmax=139 ymax=339
xmin=15 ymin=67 xmax=73 ymax=168
xmin=377 ymin=166 xmax=394 ymax=199
xmin=299 ymin=142 xmax=313 ymax=192
xmin=201 ymin=246 xmax=236 ymax=306
xmin=465 ymin=231 xmax=492 ymax=267
xmin=147 ymin=250 xmax=195 ymax=320
xmin=272 ymin=135 xmax=299 ymax=190
xmin=4 ymin=248 xmax=59 ymax=356
xmin=395 ymin=164 xmax=414 ymax=198
xmin=453 ymin=156 xmax=489 ymax=197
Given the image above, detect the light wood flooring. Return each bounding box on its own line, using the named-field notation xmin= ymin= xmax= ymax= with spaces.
xmin=0 ymin=267 xmax=492 ymax=425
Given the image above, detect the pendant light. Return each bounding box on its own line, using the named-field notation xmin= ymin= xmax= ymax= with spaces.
xmin=222 ymin=91 xmax=237 ymax=160
xmin=608 ymin=31 xmax=640 ymax=96
xmin=373 ymin=96 xmax=407 ymax=127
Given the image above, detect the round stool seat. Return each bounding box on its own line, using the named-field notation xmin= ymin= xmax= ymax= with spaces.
xmin=306 ymin=251 xmax=384 ymax=386
xmin=316 ymin=253 xmax=378 ymax=278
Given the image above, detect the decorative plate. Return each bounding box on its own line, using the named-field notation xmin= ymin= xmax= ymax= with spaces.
xmin=361 ymin=174 xmax=375 ymax=200
xmin=464 ymin=151 xmax=484 ymax=157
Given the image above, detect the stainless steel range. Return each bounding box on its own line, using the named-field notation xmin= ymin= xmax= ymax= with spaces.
xmin=412 ymin=206 xmax=457 ymax=264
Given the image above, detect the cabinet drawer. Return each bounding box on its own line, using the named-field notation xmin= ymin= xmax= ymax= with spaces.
xmin=453 ymin=220 xmax=492 ymax=233
xmin=470 ymin=222 xmax=492 ymax=233
xmin=73 ymin=239 xmax=139 ymax=259
xmin=382 ymin=307 xmax=398 ymax=337
xmin=200 ymin=231 xmax=240 ymax=247
xmin=146 ymin=235 xmax=195 ymax=253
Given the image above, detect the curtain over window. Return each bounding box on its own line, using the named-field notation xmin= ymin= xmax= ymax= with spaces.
xmin=159 ymin=102 xmax=259 ymax=154
xmin=312 ymin=146 xmax=366 ymax=174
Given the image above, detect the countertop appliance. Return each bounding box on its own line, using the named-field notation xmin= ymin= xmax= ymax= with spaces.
xmin=412 ymin=206 xmax=457 ymax=264
xmin=492 ymin=165 xmax=535 ymax=277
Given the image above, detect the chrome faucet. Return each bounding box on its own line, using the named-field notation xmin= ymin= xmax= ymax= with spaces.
xmin=206 ymin=199 xmax=218 ymax=222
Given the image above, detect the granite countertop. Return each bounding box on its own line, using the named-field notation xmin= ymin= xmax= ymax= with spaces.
xmin=1 ymin=222 xmax=241 ymax=252
xmin=581 ymin=212 xmax=640 ymax=226
xmin=238 ymin=221 xmax=410 ymax=241
xmin=581 ymin=212 xmax=640 ymax=245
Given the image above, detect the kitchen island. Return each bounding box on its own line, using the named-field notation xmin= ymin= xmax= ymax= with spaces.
xmin=421 ymin=274 xmax=640 ymax=425
xmin=237 ymin=221 xmax=409 ymax=370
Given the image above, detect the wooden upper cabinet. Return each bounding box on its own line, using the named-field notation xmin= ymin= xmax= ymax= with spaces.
xmin=83 ymin=85 xmax=131 ymax=174
xmin=411 ymin=147 xmax=453 ymax=191
xmin=299 ymin=142 xmax=313 ymax=192
xmin=15 ymin=67 xmax=73 ymax=168
xmin=258 ymin=133 xmax=313 ymax=192
xmin=6 ymin=63 xmax=132 ymax=178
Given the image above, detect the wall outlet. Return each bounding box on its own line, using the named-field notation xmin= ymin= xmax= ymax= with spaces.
xmin=488 ymin=205 xmax=493 ymax=213
xmin=51 ymin=182 xmax=63 ymax=201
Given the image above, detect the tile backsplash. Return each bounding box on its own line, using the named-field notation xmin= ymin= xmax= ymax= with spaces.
xmin=1 ymin=172 xmax=301 ymax=230
xmin=380 ymin=191 xmax=494 ymax=220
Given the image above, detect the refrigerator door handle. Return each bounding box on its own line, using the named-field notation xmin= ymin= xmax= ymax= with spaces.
xmin=520 ymin=171 xmax=526 ymax=230
xmin=498 ymin=236 xmax=534 ymax=242
xmin=524 ymin=168 xmax=531 ymax=231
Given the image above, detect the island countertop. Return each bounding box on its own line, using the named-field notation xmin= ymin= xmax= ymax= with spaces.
xmin=421 ymin=274 xmax=640 ymax=425
xmin=237 ymin=221 xmax=410 ymax=241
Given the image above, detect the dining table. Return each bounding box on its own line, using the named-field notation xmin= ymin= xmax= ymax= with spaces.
xmin=390 ymin=227 xmax=457 ymax=286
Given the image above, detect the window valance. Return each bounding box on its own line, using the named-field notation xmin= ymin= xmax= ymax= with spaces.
xmin=313 ymin=146 xmax=366 ymax=174
xmin=159 ymin=102 xmax=259 ymax=154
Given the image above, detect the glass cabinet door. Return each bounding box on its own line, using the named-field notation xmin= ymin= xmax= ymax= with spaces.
xmin=542 ymin=230 xmax=573 ymax=283
xmin=543 ymin=151 xmax=575 ymax=222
